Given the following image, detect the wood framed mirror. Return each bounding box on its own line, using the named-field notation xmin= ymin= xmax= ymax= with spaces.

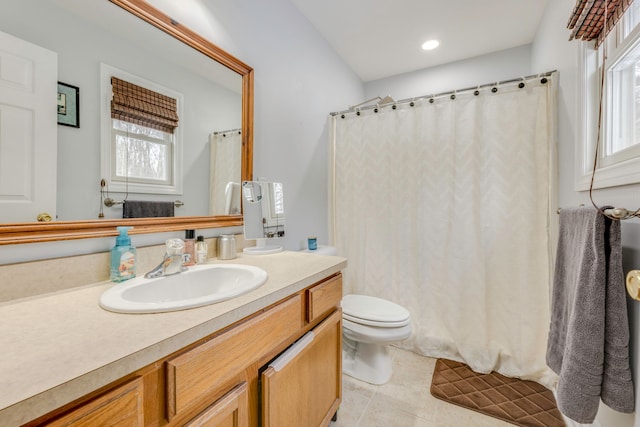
xmin=0 ymin=0 xmax=253 ymax=245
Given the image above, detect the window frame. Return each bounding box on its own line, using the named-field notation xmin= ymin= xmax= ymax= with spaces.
xmin=100 ymin=63 xmax=184 ymax=196
xmin=576 ymin=3 xmax=640 ymax=190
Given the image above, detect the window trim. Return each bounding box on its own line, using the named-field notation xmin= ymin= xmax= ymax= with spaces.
xmin=100 ymin=63 xmax=184 ymax=196
xmin=575 ymin=5 xmax=640 ymax=190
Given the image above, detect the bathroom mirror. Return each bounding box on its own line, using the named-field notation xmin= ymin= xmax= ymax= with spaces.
xmin=0 ymin=0 xmax=254 ymax=245
xmin=242 ymin=181 xmax=285 ymax=254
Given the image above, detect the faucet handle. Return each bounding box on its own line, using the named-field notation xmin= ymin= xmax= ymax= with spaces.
xmin=165 ymin=238 xmax=185 ymax=256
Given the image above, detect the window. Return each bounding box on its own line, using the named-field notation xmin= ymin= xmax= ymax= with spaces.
xmin=576 ymin=2 xmax=640 ymax=189
xmin=100 ymin=64 xmax=183 ymax=196
xmin=111 ymin=119 xmax=173 ymax=186
xmin=262 ymin=182 xmax=285 ymax=238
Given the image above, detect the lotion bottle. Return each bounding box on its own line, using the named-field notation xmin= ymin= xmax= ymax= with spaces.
xmin=110 ymin=226 xmax=137 ymax=282
xmin=196 ymin=235 xmax=208 ymax=264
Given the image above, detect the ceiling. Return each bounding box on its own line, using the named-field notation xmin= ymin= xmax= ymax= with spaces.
xmin=289 ymin=0 xmax=550 ymax=82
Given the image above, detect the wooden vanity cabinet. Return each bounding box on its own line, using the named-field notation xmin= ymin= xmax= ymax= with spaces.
xmin=32 ymin=273 xmax=342 ymax=427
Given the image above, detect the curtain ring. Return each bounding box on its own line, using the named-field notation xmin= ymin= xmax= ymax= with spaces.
xmin=474 ymin=86 xmax=480 ymax=96
xmin=340 ymin=114 xmax=345 ymax=119
xmin=491 ymin=84 xmax=498 ymax=93
xmin=541 ymin=77 xmax=548 ymax=84
xmin=518 ymin=77 xmax=525 ymax=89
xmin=450 ymin=91 xmax=456 ymax=100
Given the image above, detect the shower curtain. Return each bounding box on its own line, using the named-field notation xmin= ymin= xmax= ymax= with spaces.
xmin=329 ymin=76 xmax=558 ymax=386
xmin=209 ymin=131 xmax=242 ymax=215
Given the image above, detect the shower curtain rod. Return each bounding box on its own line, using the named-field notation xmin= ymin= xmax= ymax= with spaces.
xmin=330 ymin=70 xmax=557 ymax=117
xmin=213 ymin=127 xmax=241 ymax=135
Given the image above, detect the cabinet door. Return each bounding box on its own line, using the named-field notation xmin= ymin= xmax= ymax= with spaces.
xmin=45 ymin=377 xmax=143 ymax=427
xmin=261 ymin=310 xmax=342 ymax=427
xmin=184 ymin=382 xmax=248 ymax=427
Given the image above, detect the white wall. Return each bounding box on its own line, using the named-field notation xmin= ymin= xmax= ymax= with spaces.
xmin=364 ymin=44 xmax=532 ymax=100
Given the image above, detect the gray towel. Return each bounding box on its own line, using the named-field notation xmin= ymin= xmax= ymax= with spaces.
xmin=546 ymin=206 xmax=634 ymax=423
xmin=122 ymin=200 xmax=175 ymax=218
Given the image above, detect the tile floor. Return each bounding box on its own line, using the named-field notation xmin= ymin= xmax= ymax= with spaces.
xmin=330 ymin=347 xmax=513 ymax=427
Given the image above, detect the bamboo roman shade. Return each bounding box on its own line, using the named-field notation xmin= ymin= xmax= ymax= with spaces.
xmin=111 ymin=77 xmax=179 ymax=133
xmin=568 ymin=0 xmax=635 ymax=46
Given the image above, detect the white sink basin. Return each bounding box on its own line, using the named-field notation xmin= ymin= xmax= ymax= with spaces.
xmin=99 ymin=263 xmax=268 ymax=314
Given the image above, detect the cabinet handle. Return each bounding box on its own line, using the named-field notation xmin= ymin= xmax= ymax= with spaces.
xmin=268 ymin=331 xmax=315 ymax=371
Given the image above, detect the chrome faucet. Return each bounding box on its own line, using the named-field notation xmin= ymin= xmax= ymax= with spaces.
xmin=144 ymin=254 xmax=188 ymax=278
xmin=144 ymin=238 xmax=190 ymax=279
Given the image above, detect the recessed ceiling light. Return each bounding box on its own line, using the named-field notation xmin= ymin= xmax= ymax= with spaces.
xmin=421 ymin=39 xmax=440 ymax=51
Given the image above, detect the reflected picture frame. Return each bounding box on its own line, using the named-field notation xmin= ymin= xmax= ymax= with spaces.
xmin=57 ymin=82 xmax=80 ymax=128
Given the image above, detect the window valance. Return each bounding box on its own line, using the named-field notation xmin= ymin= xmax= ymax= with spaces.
xmin=568 ymin=0 xmax=634 ymax=46
xmin=111 ymin=77 xmax=179 ymax=133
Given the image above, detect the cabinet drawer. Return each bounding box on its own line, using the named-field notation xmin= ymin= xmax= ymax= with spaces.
xmin=46 ymin=377 xmax=143 ymax=427
xmin=166 ymin=294 xmax=303 ymax=420
xmin=306 ymin=274 xmax=342 ymax=323
xmin=184 ymin=382 xmax=248 ymax=427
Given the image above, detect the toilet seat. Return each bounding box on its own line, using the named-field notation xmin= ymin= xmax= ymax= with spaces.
xmin=343 ymin=312 xmax=410 ymax=328
xmin=342 ymin=318 xmax=412 ymax=343
xmin=342 ymin=294 xmax=410 ymax=327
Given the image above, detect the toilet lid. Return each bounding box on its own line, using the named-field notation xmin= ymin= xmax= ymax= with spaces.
xmin=342 ymin=294 xmax=410 ymax=326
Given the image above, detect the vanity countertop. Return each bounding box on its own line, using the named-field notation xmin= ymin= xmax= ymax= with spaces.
xmin=0 ymin=251 xmax=347 ymax=426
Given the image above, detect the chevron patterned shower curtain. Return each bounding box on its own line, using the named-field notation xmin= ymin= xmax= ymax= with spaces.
xmin=209 ymin=131 xmax=242 ymax=215
xmin=329 ymin=77 xmax=558 ymax=386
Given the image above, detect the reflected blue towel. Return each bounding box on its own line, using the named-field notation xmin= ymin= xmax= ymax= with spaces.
xmin=546 ymin=206 xmax=634 ymax=423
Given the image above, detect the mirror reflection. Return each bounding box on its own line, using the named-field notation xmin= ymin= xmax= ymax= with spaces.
xmin=0 ymin=0 xmax=242 ymax=223
xmin=242 ymin=181 xmax=285 ymax=254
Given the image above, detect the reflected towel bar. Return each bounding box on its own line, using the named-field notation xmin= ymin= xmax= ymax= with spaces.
xmin=104 ymin=198 xmax=184 ymax=208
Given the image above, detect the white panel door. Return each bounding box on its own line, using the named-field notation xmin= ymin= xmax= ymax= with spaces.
xmin=0 ymin=30 xmax=57 ymax=223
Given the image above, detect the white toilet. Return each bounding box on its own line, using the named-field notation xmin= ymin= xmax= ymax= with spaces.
xmin=301 ymin=245 xmax=412 ymax=385
xmin=341 ymin=294 xmax=411 ymax=385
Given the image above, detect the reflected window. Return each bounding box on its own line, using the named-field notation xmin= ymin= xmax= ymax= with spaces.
xmin=100 ymin=64 xmax=184 ymax=196
xmin=112 ymin=119 xmax=173 ymax=185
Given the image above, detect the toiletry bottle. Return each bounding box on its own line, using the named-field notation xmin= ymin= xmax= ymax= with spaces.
xmin=110 ymin=226 xmax=137 ymax=282
xmin=196 ymin=235 xmax=208 ymax=264
xmin=183 ymin=229 xmax=196 ymax=266
xmin=308 ymin=236 xmax=318 ymax=251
